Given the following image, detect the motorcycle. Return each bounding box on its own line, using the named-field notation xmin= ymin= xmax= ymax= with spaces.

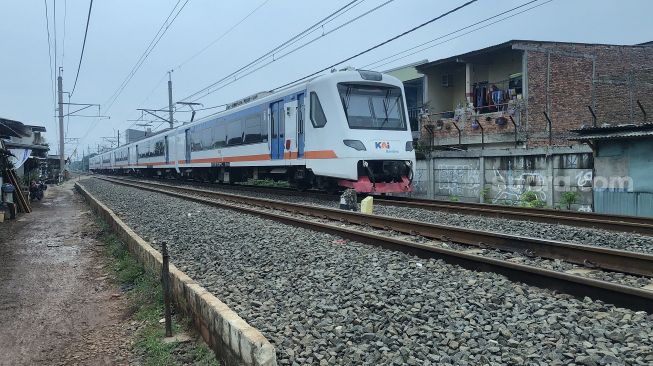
xmin=29 ymin=180 xmax=47 ymax=201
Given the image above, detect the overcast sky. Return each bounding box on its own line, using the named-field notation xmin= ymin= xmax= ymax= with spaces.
xmin=1 ymin=0 xmax=651 ymax=158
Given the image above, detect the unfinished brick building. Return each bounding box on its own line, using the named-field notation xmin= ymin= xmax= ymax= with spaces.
xmin=415 ymin=40 xmax=653 ymax=149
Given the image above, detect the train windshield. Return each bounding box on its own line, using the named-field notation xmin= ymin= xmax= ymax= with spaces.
xmin=338 ymin=83 xmax=407 ymax=130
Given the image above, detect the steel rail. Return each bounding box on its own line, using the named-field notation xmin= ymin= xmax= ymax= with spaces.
xmin=96 ymin=176 xmax=653 ymax=312
xmin=102 ymin=175 xmax=653 ymax=235
xmin=374 ymin=196 xmax=653 ymax=236
xmin=100 ymin=176 xmax=653 ymax=278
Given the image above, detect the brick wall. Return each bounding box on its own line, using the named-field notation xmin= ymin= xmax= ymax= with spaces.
xmin=420 ymin=42 xmax=653 ymax=149
xmin=521 ymin=42 xmax=653 ymax=147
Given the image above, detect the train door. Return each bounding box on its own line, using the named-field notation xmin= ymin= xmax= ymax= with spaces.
xmin=127 ymin=147 xmax=131 ymax=165
xmin=184 ymin=129 xmax=191 ymax=163
xmin=164 ymin=136 xmax=170 ymax=164
xmin=297 ymin=93 xmax=305 ymax=158
xmin=270 ymin=101 xmax=285 ymax=160
xmin=135 ymin=145 xmax=139 ymax=164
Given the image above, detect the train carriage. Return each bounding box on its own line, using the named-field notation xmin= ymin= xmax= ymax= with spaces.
xmin=92 ymin=69 xmax=416 ymax=193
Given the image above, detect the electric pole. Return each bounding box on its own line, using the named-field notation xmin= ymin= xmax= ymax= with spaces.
xmin=57 ymin=68 xmax=65 ymax=178
xmin=168 ymin=71 xmax=174 ymax=129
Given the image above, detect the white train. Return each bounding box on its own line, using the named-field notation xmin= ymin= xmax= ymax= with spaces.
xmin=90 ymin=69 xmax=416 ymax=193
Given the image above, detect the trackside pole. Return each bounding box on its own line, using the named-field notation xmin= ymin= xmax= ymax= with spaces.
xmin=161 ymin=241 xmax=173 ymax=337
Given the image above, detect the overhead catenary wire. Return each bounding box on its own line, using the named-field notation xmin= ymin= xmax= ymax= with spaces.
xmin=62 ymin=0 xmax=66 ymax=67
xmin=71 ymin=0 xmax=94 ymax=97
xmin=194 ymin=0 xmax=480 ymax=113
xmin=103 ymin=0 xmax=189 ymax=111
xmin=178 ymin=0 xmax=363 ymax=103
xmin=364 ymin=0 xmax=552 ymax=71
xmin=272 ymin=0 xmax=479 ymax=92
xmin=190 ymin=0 xmax=480 ymax=123
xmin=173 ymin=0 xmax=271 ymax=72
xmin=75 ymin=0 xmax=190 ymax=150
xmin=184 ymin=0 xmax=395 ymax=103
xmin=43 ymin=0 xmax=55 ymax=105
xmin=125 ymin=0 xmax=273 ymax=132
xmin=138 ymin=0 xmax=370 ymax=133
xmin=44 ymin=0 xmax=58 ymax=152
xmin=53 ymin=0 xmax=57 ymax=70
xmin=121 ymin=0 xmax=372 ymax=139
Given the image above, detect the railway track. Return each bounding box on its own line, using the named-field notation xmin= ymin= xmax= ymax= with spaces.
xmin=97 ymin=176 xmax=653 ymax=312
xmin=375 ymin=196 xmax=653 ymax=236
xmin=108 ymin=175 xmax=653 ymax=236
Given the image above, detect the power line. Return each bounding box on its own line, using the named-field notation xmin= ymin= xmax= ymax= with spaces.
xmin=178 ymin=0 xmax=362 ymax=103
xmin=44 ymin=0 xmax=58 ymax=151
xmin=173 ymin=0 xmax=271 ymax=71
xmin=71 ymin=0 xmax=93 ymax=97
xmin=53 ymin=0 xmax=57 ymax=69
xmin=192 ymin=0 xmax=479 ymax=123
xmin=75 ymin=0 xmax=190 ymax=150
xmin=274 ymin=0 xmax=478 ymax=90
xmin=123 ymin=72 xmax=170 ymax=131
xmin=364 ymin=0 xmax=549 ymax=71
xmin=126 ymin=0 xmax=272 ymax=132
xmin=62 ymin=0 xmax=67 ymax=67
xmin=185 ymin=0 xmax=395 ymax=102
xmin=128 ymin=0 xmax=369 ymax=134
xmin=103 ymin=0 xmax=189 ymax=111
xmin=43 ymin=0 xmax=55 ymax=104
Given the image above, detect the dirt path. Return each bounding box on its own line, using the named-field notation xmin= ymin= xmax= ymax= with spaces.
xmin=0 ymin=179 xmax=134 ymax=365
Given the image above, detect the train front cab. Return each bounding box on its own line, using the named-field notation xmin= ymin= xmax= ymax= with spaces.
xmin=304 ymin=70 xmax=416 ymax=194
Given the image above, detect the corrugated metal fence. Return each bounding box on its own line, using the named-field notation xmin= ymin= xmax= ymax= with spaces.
xmin=594 ymin=190 xmax=653 ymax=218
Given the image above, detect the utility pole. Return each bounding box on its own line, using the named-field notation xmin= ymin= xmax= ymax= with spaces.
xmin=168 ymin=71 xmax=174 ymax=129
xmin=57 ymin=68 xmax=65 ymax=178
xmin=117 ymin=130 xmax=120 ymax=147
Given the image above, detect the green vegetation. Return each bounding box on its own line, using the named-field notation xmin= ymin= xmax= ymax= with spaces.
xmin=519 ymin=191 xmax=546 ymax=208
xmin=241 ymin=178 xmax=290 ymax=188
xmin=560 ymin=191 xmax=580 ymax=210
xmin=480 ymin=187 xmax=491 ymax=202
xmin=97 ymin=219 xmax=219 ymax=366
xmin=448 ymin=195 xmax=460 ymax=202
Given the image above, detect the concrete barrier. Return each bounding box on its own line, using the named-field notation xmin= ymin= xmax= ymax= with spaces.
xmin=75 ymin=182 xmax=277 ymax=366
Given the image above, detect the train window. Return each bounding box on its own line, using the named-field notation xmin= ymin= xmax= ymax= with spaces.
xmin=244 ymin=116 xmax=262 ymax=143
xmin=310 ymin=92 xmax=327 ymax=128
xmin=213 ymin=125 xmax=226 ymax=148
xmin=337 ymin=83 xmax=406 ymax=130
xmin=227 ymin=120 xmax=243 ymax=146
xmin=154 ymin=140 xmax=165 ymax=156
xmin=199 ymin=128 xmax=213 ymax=150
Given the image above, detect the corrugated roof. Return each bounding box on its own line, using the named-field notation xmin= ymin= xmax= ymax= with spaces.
xmin=570 ymin=122 xmax=653 ymax=141
xmin=416 ymin=39 xmax=651 ymax=71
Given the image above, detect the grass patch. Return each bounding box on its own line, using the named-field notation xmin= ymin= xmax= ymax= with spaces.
xmin=95 ymin=218 xmax=219 ymax=366
xmin=241 ymin=178 xmax=290 ymax=188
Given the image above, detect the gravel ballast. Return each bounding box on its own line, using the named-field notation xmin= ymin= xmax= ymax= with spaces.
xmin=158 ymin=180 xmax=653 ymax=254
xmin=82 ymin=178 xmax=653 ymax=365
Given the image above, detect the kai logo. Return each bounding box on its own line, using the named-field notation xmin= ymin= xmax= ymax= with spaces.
xmin=375 ymin=141 xmax=391 ymax=149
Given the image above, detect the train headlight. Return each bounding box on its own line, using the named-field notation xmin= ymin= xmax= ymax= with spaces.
xmin=405 ymin=141 xmax=414 ymax=151
xmin=343 ymin=140 xmax=366 ymax=151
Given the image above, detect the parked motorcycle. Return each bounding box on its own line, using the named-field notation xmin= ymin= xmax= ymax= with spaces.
xmin=29 ymin=180 xmax=47 ymax=201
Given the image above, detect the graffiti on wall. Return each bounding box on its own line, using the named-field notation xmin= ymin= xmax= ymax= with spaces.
xmin=576 ymin=171 xmax=593 ymax=188
xmin=578 ymin=205 xmax=592 ymax=212
xmin=436 ymin=164 xmax=480 ymax=197
xmin=411 ymin=167 xmax=428 ymax=196
xmin=492 ymin=159 xmax=546 ymax=203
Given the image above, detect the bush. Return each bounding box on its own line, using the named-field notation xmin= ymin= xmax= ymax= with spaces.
xmin=560 ymin=191 xmax=580 ymax=210
xmin=519 ymin=191 xmax=546 ymax=208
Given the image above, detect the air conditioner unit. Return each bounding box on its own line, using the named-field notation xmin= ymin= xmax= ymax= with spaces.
xmin=441 ymin=74 xmax=453 ymax=87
